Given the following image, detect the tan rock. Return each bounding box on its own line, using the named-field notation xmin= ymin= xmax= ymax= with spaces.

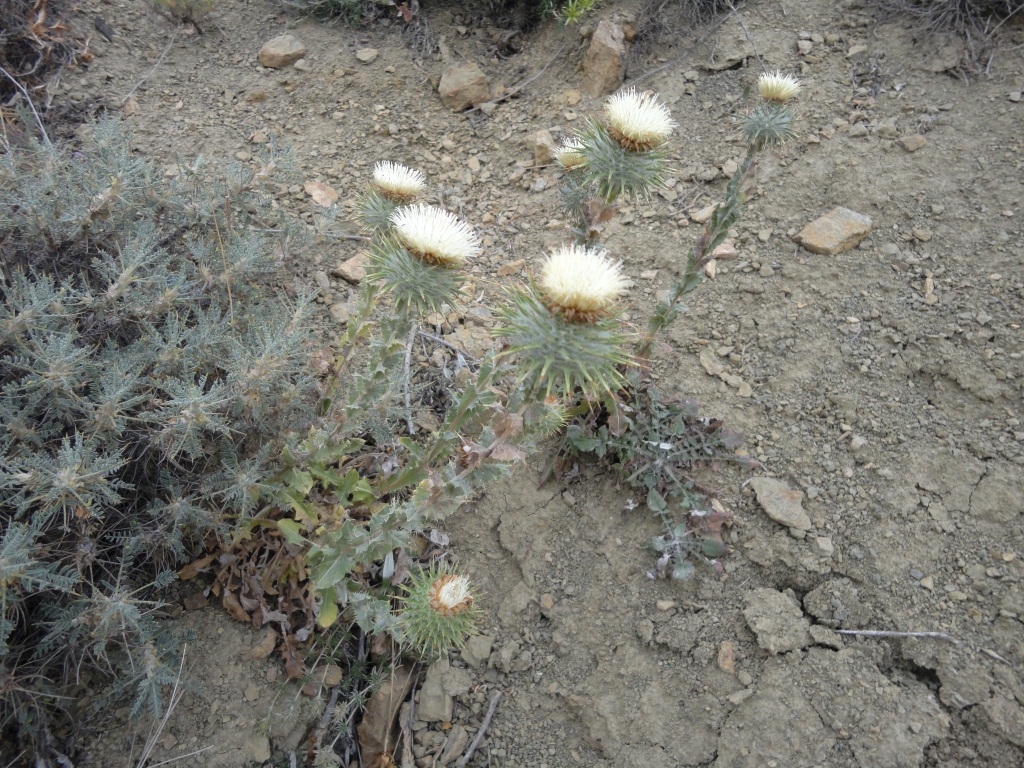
xmin=438 ymin=62 xmax=489 ymax=111
xmin=535 ymin=129 xmax=556 ymax=165
xmin=332 ymin=252 xmax=369 ymax=284
xmin=749 ymin=477 xmax=812 ymax=531
xmin=258 ymin=34 xmax=306 ymax=69
xmin=303 ymin=180 xmax=338 ymax=207
xmin=581 ymin=20 xmax=626 ymax=97
xmin=900 ymin=134 xmax=928 ymax=152
xmin=793 ymin=207 xmax=872 ymax=255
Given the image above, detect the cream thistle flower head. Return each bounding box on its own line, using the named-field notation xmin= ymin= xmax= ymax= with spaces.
xmin=757 ymin=71 xmax=801 ymax=103
xmin=400 ymin=564 xmax=480 ymax=660
xmin=604 ymin=88 xmax=676 ymax=151
xmin=540 ymin=244 xmax=628 ymax=322
xmin=373 ymin=160 xmax=426 ymax=200
xmin=390 ymin=203 xmax=480 ymax=267
xmin=429 ymin=573 xmax=474 ymax=618
xmin=554 ymin=139 xmax=586 ymax=169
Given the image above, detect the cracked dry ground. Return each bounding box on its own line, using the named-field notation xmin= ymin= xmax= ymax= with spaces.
xmin=64 ymin=0 xmax=1024 ymax=766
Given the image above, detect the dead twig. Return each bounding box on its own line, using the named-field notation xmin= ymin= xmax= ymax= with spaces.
xmin=457 ymin=690 xmax=501 ymax=767
xmin=418 ymin=330 xmax=478 ymax=364
xmin=837 ymin=629 xmax=960 ymax=644
xmin=0 ymin=65 xmax=51 ymax=147
xmin=627 ymin=7 xmax=738 ymax=87
xmin=133 ymin=645 xmax=214 ymax=768
xmin=469 ymin=43 xmax=567 ymax=112
xmin=121 ymin=26 xmax=179 ymax=104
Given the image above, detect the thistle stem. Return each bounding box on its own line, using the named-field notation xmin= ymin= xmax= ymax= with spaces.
xmin=636 ymin=143 xmax=760 ymax=362
xmin=403 ymin=323 xmax=418 ymax=435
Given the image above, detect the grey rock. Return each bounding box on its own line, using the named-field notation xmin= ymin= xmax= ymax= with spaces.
xmin=743 ymin=588 xmax=812 ymax=654
xmin=461 ymin=634 xmax=493 ymax=668
xmin=416 ymin=661 xmax=453 ymax=722
xmin=438 ymin=724 xmax=470 ymax=763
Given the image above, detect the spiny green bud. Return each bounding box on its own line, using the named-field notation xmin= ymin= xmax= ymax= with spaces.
xmin=738 ymin=103 xmax=798 ymax=149
xmin=399 ymin=563 xmax=481 ymax=661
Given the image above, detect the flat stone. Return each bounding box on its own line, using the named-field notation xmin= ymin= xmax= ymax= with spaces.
xmin=416 ymin=661 xmax=453 ymax=722
xmin=355 ymin=48 xmax=379 ymax=63
xmin=900 ymin=134 xmax=928 ymax=152
xmin=461 ymin=634 xmax=493 ymax=668
xmin=438 ymin=724 xmax=470 ymax=764
xmin=535 ymin=129 xmax=556 ymax=165
xmin=691 ymin=204 xmax=717 ymax=223
xmin=329 ymin=302 xmax=350 ymax=324
xmin=258 ymin=34 xmax=306 ymax=69
xmin=581 ymin=20 xmax=626 ymax=97
xmin=793 ymin=206 xmax=872 ymax=255
xmin=749 ymin=477 xmax=812 ymax=531
xmin=249 ymin=628 xmax=277 ymax=659
xmin=438 ymin=62 xmax=489 ymax=111
xmin=332 ymin=252 xmax=369 ymax=284
xmin=742 ymin=589 xmax=812 ymax=654
xmin=303 ymin=180 xmax=338 ymax=207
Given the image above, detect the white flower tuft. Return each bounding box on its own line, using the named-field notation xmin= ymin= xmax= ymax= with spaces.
xmin=757 ymin=71 xmax=801 ymax=103
xmin=540 ymin=244 xmax=628 ymax=318
xmin=435 ymin=575 xmax=472 ymax=612
xmin=554 ymin=138 xmax=586 ymax=169
xmin=390 ymin=204 xmax=480 ymax=266
xmin=373 ymin=161 xmax=426 ymax=199
xmin=604 ymin=88 xmax=676 ymax=150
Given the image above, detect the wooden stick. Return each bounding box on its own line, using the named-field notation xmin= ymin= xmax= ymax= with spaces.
xmin=457 ymin=690 xmax=502 ymax=767
xmin=122 ymin=26 xmax=179 ymax=104
xmin=837 ymin=629 xmax=960 ymax=644
xmin=468 ymin=43 xmax=567 ymax=112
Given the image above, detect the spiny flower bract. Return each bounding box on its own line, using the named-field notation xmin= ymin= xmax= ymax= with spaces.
xmin=757 ymin=70 xmax=801 ymax=103
xmin=540 ymin=244 xmax=627 ymax=321
xmin=604 ymin=88 xmax=676 ymax=151
xmin=373 ymin=160 xmax=426 ymax=200
xmin=390 ymin=204 xmax=480 ymax=267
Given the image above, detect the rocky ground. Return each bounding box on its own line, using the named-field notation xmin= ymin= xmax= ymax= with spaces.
xmin=51 ymin=0 xmax=1024 ymax=765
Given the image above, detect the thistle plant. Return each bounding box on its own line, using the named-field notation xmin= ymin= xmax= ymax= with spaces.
xmin=496 ymin=244 xmax=634 ymax=400
xmin=638 ymin=70 xmax=800 ymax=360
xmin=398 ymin=563 xmax=481 ymax=661
xmin=560 ymin=88 xmax=676 ymax=241
xmin=546 ymin=72 xmax=801 ymax=580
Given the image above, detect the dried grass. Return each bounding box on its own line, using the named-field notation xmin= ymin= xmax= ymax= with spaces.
xmin=0 ymin=0 xmax=82 ymax=106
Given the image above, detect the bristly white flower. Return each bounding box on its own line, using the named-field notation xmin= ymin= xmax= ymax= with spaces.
xmin=373 ymin=160 xmax=426 ymax=200
xmin=604 ymin=88 xmax=676 ymax=151
xmin=554 ymin=139 xmax=586 ymax=169
xmin=433 ymin=575 xmax=473 ymax=614
xmin=390 ymin=204 xmax=480 ymax=266
xmin=540 ymin=244 xmax=628 ymax=321
xmin=757 ymin=71 xmax=801 ymax=103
